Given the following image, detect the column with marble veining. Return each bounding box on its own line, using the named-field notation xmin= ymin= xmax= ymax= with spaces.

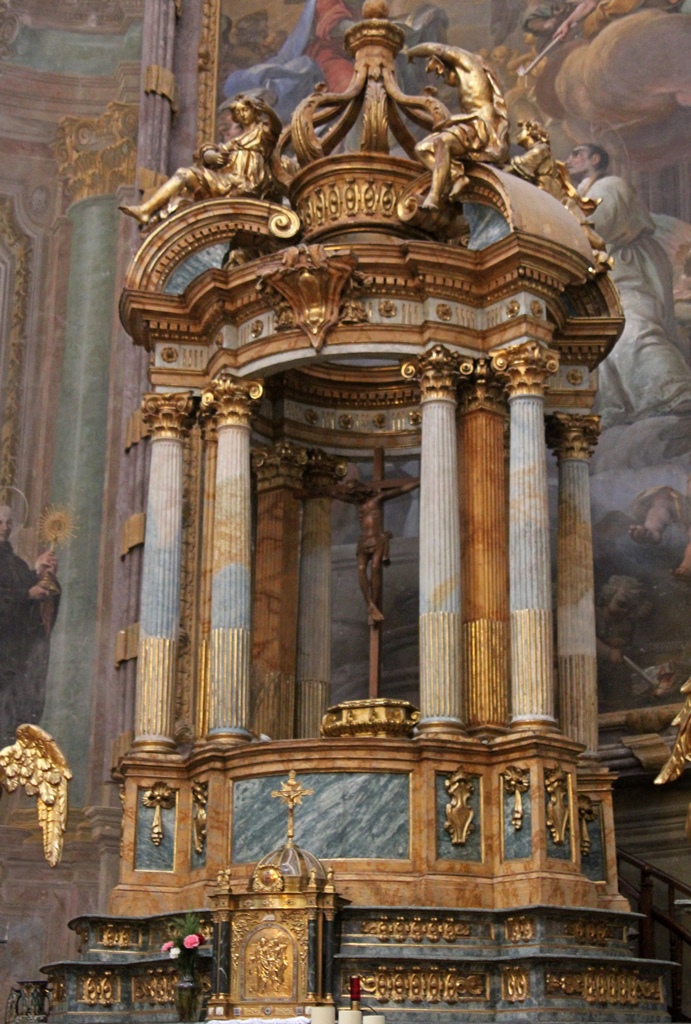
xmin=492 ymin=342 xmax=560 ymax=728
xmin=137 ymin=0 xmax=178 ymax=187
xmin=403 ymin=345 xmax=463 ymax=735
xmin=251 ymin=442 xmax=307 ymax=739
xmin=201 ymin=376 xmax=263 ymax=740
xmin=547 ymin=412 xmax=601 ymax=754
xmin=458 ymin=358 xmax=510 ymax=734
xmin=296 ymin=450 xmax=347 ymax=738
xmin=133 ymin=393 xmax=194 ymax=750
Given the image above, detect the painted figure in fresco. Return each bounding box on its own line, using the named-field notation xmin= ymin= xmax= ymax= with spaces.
xmin=551 ymin=0 xmax=682 ymax=41
xmin=407 ymin=42 xmax=510 ymax=210
xmin=330 ymin=478 xmax=419 ymax=624
xmin=120 ymin=96 xmax=282 ymax=226
xmin=0 ymin=506 xmax=60 ymax=747
xmin=566 ymin=143 xmax=691 ymax=428
xmin=629 ymin=482 xmax=691 ymax=580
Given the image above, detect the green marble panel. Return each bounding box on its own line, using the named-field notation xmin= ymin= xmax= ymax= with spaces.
xmin=135 ymin=790 xmax=177 ymax=872
xmin=580 ymin=802 xmax=606 ymax=882
xmin=502 ymin=784 xmax=532 ymax=861
xmin=232 ymin=771 xmax=410 ymax=862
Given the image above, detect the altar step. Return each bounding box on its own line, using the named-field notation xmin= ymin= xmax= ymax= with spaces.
xmin=333 ymin=905 xmax=673 ymax=1023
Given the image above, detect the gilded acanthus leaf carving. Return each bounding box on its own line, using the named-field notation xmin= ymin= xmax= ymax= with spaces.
xmin=444 ymin=767 xmax=475 ymax=845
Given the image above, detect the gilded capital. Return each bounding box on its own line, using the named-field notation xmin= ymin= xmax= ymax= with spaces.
xmin=141 ymin=392 xmax=195 ymax=441
xmin=401 ymin=344 xmax=460 ymax=403
xmin=252 ymin=441 xmax=308 ymax=491
xmin=458 ymin=357 xmax=507 ymax=416
xmin=302 ymin=448 xmax=348 ymax=496
xmin=53 ymin=102 xmax=138 ymax=204
xmin=200 ymin=375 xmax=263 ymax=429
xmin=491 ymin=341 xmax=559 ymax=398
xmin=546 ymin=412 xmax=601 ymax=461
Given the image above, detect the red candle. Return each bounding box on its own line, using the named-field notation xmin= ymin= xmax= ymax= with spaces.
xmin=350 ymin=976 xmax=361 ymax=1009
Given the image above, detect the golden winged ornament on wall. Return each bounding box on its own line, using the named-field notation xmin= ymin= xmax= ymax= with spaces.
xmin=655 ymin=677 xmax=691 ymax=840
xmin=0 ymin=724 xmax=72 ymax=866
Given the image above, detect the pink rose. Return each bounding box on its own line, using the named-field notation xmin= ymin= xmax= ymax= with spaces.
xmin=161 ymin=941 xmax=174 ymax=952
xmin=183 ymin=934 xmax=201 ymax=949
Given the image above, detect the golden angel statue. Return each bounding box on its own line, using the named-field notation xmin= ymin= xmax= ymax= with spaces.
xmin=120 ymin=95 xmax=282 ymax=226
xmin=407 ymin=42 xmax=509 ymax=209
xmin=655 ymin=677 xmax=691 ymax=840
xmin=0 ymin=723 xmax=72 ymax=866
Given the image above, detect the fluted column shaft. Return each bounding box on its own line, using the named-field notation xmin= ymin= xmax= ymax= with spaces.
xmin=403 ymin=346 xmax=462 ymax=733
xmin=251 ymin=443 xmax=307 ymax=739
xmin=133 ymin=393 xmax=194 ymax=749
xmin=201 ymin=376 xmax=263 ymax=740
xmin=195 ymin=419 xmax=217 ymax=740
xmin=492 ymin=342 xmax=559 ymax=728
xmin=296 ymin=451 xmax=347 ymax=737
xmin=547 ymin=413 xmax=601 ymax=754
xmin=458 ymin=359 xmax=510 ymax=733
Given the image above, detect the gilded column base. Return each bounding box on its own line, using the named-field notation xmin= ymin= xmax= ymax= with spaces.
xmin=419 ymin=611 xmax=462 ymax=728
xmin=208 ymin=626 xmax=252 ymax=740
xmin=462 ymin=618 xmax=509 ymax=733
xmin=133 ymin=634 xmax=177 ymax=750
xmin=510 ymin=608 xmax=556 ymax=727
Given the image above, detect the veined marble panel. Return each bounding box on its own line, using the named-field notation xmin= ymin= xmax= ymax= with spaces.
xmin=232 ymin=771 xmax=410 ymax=862
xmin=580 ymin=802 xmax=606 ymax=882
xmin=134 ymin=793 xmax=177 ymax=872
xmin=502 ymin=784 xmax=532 ymax=861
xmin=435 ymin=773 xmax=483 ymax=863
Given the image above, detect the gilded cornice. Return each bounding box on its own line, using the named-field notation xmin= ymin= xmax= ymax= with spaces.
xmin=200 ymin=375 xmax=263 ymax=430
xmin=545 ymin=413 xmax=601 ymax=461
xmin=140 ymin=392 xmax=195 ymax=440
xmin=54 ymin=102 xmax=138 ymax=204
xmin=401 ymin=345 xmax=461 ymax=402
xmin=491 ymin=341 xmax=559 ymax=398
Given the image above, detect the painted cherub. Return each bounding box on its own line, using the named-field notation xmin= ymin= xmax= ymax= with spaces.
xmin=629 ymin=483 xmax=691 ymax=580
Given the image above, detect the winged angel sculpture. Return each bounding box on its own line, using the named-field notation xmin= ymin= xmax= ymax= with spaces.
xmin=655 ymin=678 xmax=691 ymax=840
xmin=0 ymin=724 xmax=71 ymax=866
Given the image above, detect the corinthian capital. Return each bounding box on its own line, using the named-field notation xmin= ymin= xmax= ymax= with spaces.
xmin=401 ymin=344 xmax=460 ymax=402
xmin=546 ymin=413 xmax=601 ymax=461
xmin=200 ymin=375 xmax=263 ymax=429
xmin=252 ymin=441 xmax=308 ymax=491
xmin=458 ymin=357 xmax=507 ymax=416
xmin=491 ymin=341 xmax=559 ymax=398
xmin=302 ymin=448 xmax=348 ymax=497
xmin=141 ymin=392 xmax=195 ymax=440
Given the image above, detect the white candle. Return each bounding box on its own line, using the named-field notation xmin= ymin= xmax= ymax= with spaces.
xmin=311 ymin=1008 xmax=336 ymax=1024
xmin=363 ymin=1017 xmax=385 ymax=1024
xmin=338 ymin=1011 xmax=362 ymax=1024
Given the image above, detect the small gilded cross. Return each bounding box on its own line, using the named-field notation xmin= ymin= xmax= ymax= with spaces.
xmin=271 ymin=770 xmax=314 ymax=847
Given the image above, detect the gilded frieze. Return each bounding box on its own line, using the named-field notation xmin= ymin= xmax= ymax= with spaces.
xmin=360 ymin=966 xmax=489 ymax=1003
xmin=77 ymin=971 xmax=121 ymax=1006
xmin=544 ymin=968 xmax=662 ymax=1006
xmin=501 ymin=967 xmax=529 ymax=1002
xmin=132 ymin=969 xmax=177 ymax=1005
xmin=504 ymin=916 xmax=534 ymax=943
xmin=361 ymin=916 xmax=471 ymax=943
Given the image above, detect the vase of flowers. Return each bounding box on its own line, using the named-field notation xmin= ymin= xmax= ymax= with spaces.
xmin=161 ymin=913 xmax=205 ymax=1022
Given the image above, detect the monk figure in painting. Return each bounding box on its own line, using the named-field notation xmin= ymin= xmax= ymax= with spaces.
xmin=407 ymin=42 xmax=509 ymax=209
xmin=120 ymin=95 xmax=282 ymax=226
xmin=330 ymin=478 xmax=418 ymax=624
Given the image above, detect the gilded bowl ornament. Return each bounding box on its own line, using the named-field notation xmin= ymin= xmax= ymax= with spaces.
xmin=321 ymin=698 xmax=420 ymax=738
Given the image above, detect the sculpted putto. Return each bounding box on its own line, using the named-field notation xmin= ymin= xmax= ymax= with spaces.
xmin=120 ymin=95 xmax=281 ymax=226
xmin=407 ymin=42 xmax=509 ymax=209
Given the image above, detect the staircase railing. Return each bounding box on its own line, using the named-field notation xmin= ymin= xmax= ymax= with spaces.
xmin=617 ymin=848 xmax=691 ymax=1022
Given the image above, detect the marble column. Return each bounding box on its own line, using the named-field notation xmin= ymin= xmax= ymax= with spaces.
xmin=251 ymin=442 xmax=307 ymax=740
xmin=492 ymin=341 xmax=559 ymax=729
xmin=296 ymin=450 xmax=347 ymax=738
xmin=43 ymin=104 xmax=137 ymax=799
xmin=133 ymin=393 xmax=194 ymax=750
xmin=195 ymin=417 xmax=218 ymax=740
xmin=200 ymin=375 xmax=263 ymax=740
xmin=403 ymin=345 xmax=463 ymax=735
xmin=457 ymin=358 xmax=510 ymax=734
xmin=546 ymin=412 xmax=601 ymax=755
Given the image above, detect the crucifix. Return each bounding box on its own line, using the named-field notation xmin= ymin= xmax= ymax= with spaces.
xmin=271 ymin=770 xmax=314 ymax=848
xmin=330 ymin=448 xmax=419 ymax=699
